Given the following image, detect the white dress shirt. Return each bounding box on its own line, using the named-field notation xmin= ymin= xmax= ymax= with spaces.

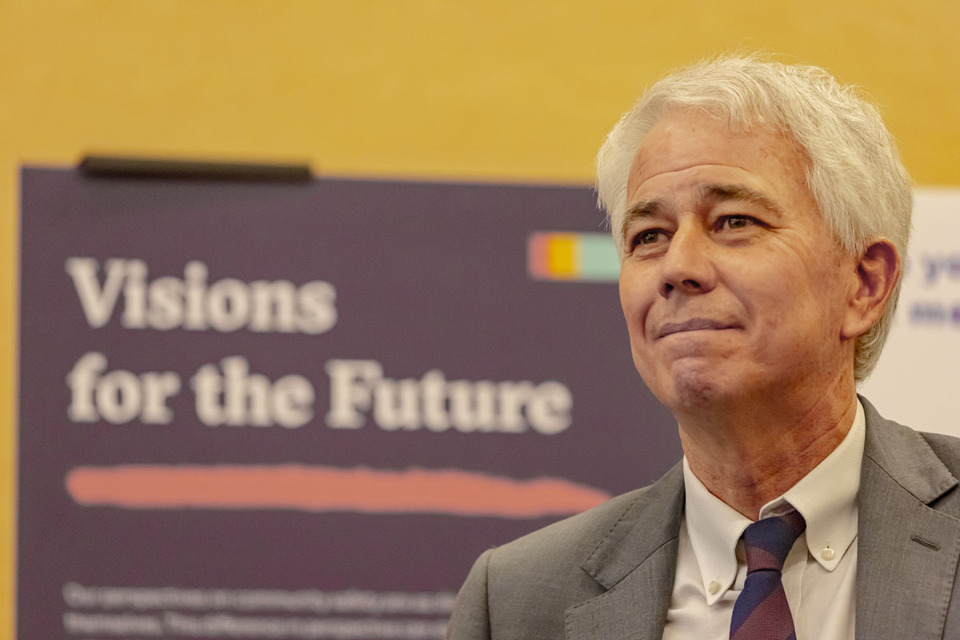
xmin=661 ymin=400 xmax=865 ymax=640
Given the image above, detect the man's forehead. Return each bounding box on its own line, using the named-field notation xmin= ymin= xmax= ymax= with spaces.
xmin=624 ymin=111 xmax=809 ymax=204
xmin=639 ymin=113 xmax=789 ymax=158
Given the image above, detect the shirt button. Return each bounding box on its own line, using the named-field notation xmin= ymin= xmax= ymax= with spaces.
xmin=821 ymin=547 xmax=836 ymax=561
xmin=708 ymin=580 xmax=721 ymax=595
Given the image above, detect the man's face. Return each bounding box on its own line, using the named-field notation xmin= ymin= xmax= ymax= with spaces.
xmin=618 ymin=108 xmax=860 ymax=413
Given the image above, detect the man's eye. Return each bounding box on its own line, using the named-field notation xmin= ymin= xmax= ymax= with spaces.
xmin=635 ymin=230 xmax=662 ymax=245
xmin=720 ymin=215 xmax=754 ymax=230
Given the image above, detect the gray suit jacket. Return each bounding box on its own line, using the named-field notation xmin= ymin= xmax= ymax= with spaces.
xmin=446 ymin=398 xmax=960 ymax=639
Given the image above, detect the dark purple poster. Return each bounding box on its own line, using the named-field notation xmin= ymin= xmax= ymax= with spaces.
xmin=18 ymin=167 xmax=679 ymax=639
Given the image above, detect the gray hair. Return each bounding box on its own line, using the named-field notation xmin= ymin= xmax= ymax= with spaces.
xmin=596 ymin=54 xmax=912 ymax=381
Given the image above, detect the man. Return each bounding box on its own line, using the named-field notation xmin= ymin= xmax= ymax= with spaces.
xmin=446 ymin=56 xmax=960 ymax=639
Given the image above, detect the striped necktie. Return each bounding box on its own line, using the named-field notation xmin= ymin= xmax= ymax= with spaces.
xmin=729 ymin=510 xmax=806 ymax=640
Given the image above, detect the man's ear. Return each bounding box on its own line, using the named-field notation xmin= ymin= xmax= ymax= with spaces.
xmin=841 ymin=239 xmax=900 ymax=340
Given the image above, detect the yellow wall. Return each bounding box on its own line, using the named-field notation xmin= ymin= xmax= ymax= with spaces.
xmin=2 ymin=0 xmax=959 ymax=633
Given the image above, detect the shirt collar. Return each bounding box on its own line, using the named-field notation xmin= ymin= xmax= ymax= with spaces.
xmin=682 ymin=399 xmax=865 ymax=605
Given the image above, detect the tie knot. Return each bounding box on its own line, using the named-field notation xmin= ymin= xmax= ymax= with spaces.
xmin=742 ymin=510 xmax=806 ymax=573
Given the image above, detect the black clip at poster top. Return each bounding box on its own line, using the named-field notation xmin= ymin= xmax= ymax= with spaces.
xmin=78 ymin=156 xmax=313 ymax=183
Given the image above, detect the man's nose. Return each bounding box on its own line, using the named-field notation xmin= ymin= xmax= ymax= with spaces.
xmin=658 ymin=224 xmax=717 ymax=297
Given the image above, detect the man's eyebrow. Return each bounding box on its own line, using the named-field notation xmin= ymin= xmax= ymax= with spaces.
xmin=703 ymin=184 xmax=783 ymax=215
xmin=620 ymin=198 xmax=664 ymax=243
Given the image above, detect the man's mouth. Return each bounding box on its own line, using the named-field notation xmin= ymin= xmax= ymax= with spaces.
xmin=656 ymin=318 xmax=737 ymax=339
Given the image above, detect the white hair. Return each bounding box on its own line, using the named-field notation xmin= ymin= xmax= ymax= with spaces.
xmin=596 ymin=54 xmax=912 ymax=381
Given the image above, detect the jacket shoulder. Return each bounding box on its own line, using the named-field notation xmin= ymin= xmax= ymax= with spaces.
xmin=861 ymin=396 xmax=960 ymax=510
xmin=494 ymin=487 xmax=650 ymax=556
xmin=919 ymin=430 xmax=960 ymax=473
xmin=447 ymin=469 xmax=682 ymax=640
xmin=487 ymin=465 xmax=682 ymax=581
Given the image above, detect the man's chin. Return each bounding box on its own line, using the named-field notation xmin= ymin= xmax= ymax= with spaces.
xmin=650 ymin=364 xmax=744 ymax=413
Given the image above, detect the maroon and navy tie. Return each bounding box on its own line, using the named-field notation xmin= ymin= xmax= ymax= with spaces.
xmin=729 ymin=510 xmax=807 ymax=640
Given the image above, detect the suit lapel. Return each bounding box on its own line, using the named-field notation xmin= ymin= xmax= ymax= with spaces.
xmin=565 ymin=464 xmax=684 ymax=640
xmin=856 ymin=398 xmax=960 ymax=640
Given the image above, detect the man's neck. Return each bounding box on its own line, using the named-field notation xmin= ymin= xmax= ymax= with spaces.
xmin=677 ymin=391 xmax=859 ymax=520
